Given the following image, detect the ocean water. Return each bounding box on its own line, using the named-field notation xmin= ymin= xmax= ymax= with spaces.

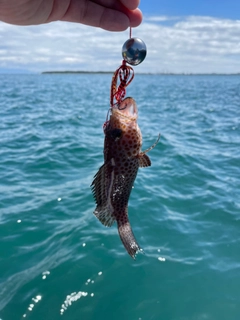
xmin=0 ymin=73 xmax=240 ymax=320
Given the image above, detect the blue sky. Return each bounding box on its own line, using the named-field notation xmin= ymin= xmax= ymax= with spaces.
xmin=1 ymin=1 xmax=240 ymax=74
xmin=140 ymin=0 xmax=240 ymax=20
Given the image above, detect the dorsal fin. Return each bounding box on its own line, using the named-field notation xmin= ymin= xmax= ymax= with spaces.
xmin=138 ymin=153 xmax=151 ymax=167
xmin=91 ymin=160 xmax=116 ymax=227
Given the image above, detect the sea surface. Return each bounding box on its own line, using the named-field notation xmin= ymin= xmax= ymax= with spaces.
xmin=0 ymin=73 xmax=240 ymax=320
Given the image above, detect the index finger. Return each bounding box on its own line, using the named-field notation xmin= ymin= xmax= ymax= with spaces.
xmin=120 ymin=0 xmax=141 ymax=11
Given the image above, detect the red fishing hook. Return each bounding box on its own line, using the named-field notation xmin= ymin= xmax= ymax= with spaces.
xmin=110 ymin=60 xmax=134 ymax=108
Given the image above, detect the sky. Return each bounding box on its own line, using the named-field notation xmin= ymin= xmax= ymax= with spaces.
xmin=1 ymin=0 xmax=240 ymax=74
xmin=140 ymin=0 xmax=240 ymax=20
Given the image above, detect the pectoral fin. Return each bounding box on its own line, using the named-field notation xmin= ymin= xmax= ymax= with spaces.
xmin=138 ymin=153 xmax=151 ymax=167
xmin=138 ymin=134 xmax=160 ymax=168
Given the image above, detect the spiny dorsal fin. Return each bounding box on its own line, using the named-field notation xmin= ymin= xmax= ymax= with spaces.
xmin=138 ymin=153 xmax=151 ymax=167
xmin=91 ymin=160 xmax=116 ymax=227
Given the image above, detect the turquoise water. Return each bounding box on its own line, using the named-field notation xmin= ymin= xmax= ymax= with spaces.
xmin=0 ymin=73 xmax=240 ymax=320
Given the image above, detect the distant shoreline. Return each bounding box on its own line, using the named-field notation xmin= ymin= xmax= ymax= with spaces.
xmin=1 ymin=71 xmax=240 ymax=76
xmin=42 ymin=71 xmax=113 ymax=74
xmin=41 ymin=71 xmax=240 ymax=76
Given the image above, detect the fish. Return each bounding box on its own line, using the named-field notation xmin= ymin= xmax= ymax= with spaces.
xmin=91 ymin=97 xmax=159 ymax=258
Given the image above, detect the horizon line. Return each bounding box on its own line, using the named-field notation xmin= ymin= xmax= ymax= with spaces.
xmin=41 ymin=71 xmax=240 ymax=76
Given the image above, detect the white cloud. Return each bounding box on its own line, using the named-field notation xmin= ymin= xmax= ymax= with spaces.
xmin=144 ymin=16 xmax=180 ymax=22
xmin=1 ymin=15 xmax=240 ymax=73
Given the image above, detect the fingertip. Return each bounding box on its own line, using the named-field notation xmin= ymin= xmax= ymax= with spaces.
xmin=129 ymin=8 xmax=143 ymax=28
xmin=120 ymin=0 xmax=140 ymax=11
xmin=100 ymin=11 xmax=129 ymax=32
xmin=100 ymin=8 xmax=142 ymax=32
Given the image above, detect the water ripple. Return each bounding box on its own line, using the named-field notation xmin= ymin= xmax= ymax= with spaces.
xmin=1 ymin=74 xmax=240 ymax=320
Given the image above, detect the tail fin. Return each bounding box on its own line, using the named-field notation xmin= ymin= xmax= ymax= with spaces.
xmin=117 ymin=220 xmax=142 ymax=259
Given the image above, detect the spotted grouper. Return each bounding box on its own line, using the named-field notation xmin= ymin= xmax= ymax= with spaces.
xmin=91 ymin=97 xmax=159 ymax=258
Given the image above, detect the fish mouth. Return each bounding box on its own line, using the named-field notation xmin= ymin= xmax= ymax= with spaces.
xmin=114 ymin=97 xmax=138 ymax=120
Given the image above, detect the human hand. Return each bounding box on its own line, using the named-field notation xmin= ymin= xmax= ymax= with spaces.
xmin=0 ymin=0 xmax=142 ymax=31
